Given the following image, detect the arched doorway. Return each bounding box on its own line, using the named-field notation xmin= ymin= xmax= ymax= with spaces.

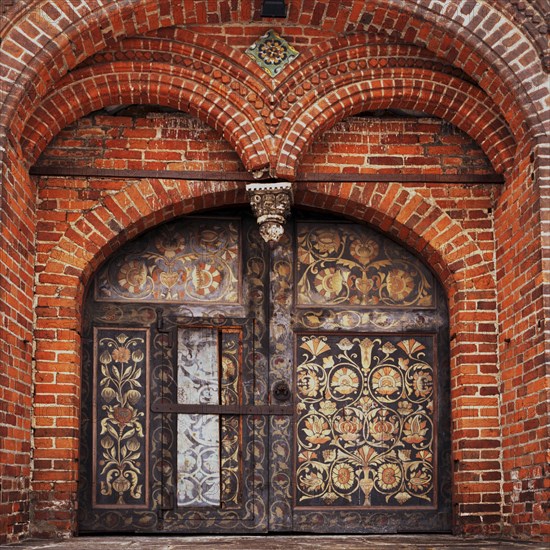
xmin=78 ymin=210 xmax=451 ymax=534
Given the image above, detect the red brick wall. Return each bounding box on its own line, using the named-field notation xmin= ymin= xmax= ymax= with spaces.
xmin=300 ymin=117 xmax=494 ymax=176
xmin=36 ymin=111 xmax=245 ymax=173
xmin=37 ymin=111 xmax=495 ymax=177
xmin=0 ymin=140 xmax=35 ymax=544
xmin=495 ymin=135 xmax=549 ymax=540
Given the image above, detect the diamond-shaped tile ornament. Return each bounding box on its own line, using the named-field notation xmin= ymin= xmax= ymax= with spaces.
xmin=245 ymin=29 xmax=299 ymax=77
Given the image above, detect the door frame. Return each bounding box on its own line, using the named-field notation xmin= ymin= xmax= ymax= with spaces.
xmin=77 ymin=211 xmax=451 ymax=534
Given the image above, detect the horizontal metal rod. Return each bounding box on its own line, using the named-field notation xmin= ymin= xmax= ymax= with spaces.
xmin=298 ymin=172 xmax=504 ymax=183
xmin=151 ymin=402 xmax=294 ymax=415
xmin=29 ymin=165 xmax=504 ymax=184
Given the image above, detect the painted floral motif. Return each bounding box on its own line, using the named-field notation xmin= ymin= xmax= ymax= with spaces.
xmin=371 ymin=366 xmax=402 ymax=396
xmin=314 ymin=267 xmax=349 ymax=301
xmin=331 ymin=367 xmax=360 ymax=396
xmin=296 ymin=222 xmax=434 ymax=307
xmin=95 ymin=329 xmax=148 ymax=507
xmin=386 ymin=269 xmax=415 ymax=301
xmin=95 ymin=219 xmax=240 ymax=304
xmin=296 ymin=334 xmax=435 ymax=507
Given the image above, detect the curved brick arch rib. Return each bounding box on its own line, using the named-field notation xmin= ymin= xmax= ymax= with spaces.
xmin=38 ymin=179 xmax=494 ymax=325
xmin=147 ymin=27 xmax=292 ymax=92
xmin=84 ymin=30 xmax=277 ymax=99
xmin=272 ymin=34 xmax=476 ymax=102
xmin=0 ymin=0 xmax=248 ymax=145
xmin=275 ymin=72 xmax=516 ymax=179
xmin=344 ymin=0 xmax=547 ymax=142
xmin=21 ymin=63 xmax=270 ymax=171
xmin=1 ymin=0 xmax=546 ymax=154
xmin=38 ymin=182 xmax=248 ymax=296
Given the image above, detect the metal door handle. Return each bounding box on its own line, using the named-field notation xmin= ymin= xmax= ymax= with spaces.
xmin=272 ymin=380 xmax=291 ymax=402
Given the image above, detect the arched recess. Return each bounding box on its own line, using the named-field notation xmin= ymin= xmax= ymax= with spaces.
xmin=274 ymin=70 xmax=516 ymax=179
xmin=21 ymin=62 xmax=271 ymax=171
xmin=1 ymin=0 xmax=546 ymax=154
xmin=32 ymin=179 xmax=498 ymax=534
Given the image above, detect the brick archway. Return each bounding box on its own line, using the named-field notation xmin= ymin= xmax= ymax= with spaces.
xmin=1 ymin=0 xmax=548 ymax=544
xmin=273 ymin=69 xmax=515 ymax=178
xmin=32 ymin=180 xmax=497 ymax=536
xmin=21 ymin=63 xmax=271 ymax=171
xmin=1 ymin=0 xmax=546 ymax=150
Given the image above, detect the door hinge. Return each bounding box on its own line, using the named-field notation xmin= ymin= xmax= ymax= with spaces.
xmin=156 ymin=308 xmax=173 ymax=348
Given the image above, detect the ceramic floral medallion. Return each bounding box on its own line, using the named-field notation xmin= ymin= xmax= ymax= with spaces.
xmin=245 ymin=29 xmax=299 ymax=77
xmin=296 ymin=222 xmax=434 ymax=308
xmin=295 ymin=334 xmax=436 ymax=508
xmin=95 ymin=218 xmax=240 ymax=304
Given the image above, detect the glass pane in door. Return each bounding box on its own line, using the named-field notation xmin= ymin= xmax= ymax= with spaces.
xmin=176 ymin=327 xmax=220 ymax=506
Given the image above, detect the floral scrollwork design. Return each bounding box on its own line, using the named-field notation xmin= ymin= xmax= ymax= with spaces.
xmin=296 ymin=223 xmax=434 ymax=308
xmin=97 ymin=332 xmax=146 ymax=505
xmin=296 ymin=334 xmax=435 ymax=507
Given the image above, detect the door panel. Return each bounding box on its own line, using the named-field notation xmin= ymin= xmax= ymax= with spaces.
xmin=79 ymin=211 xmax=450 ymax=534
xmin=267 ymin=219 xmax=451 ymax=533
xmin=92 ymin=327 xmax=151 ymax=510
xmin=294 ymin=333 xmax=438 ymax=509
xmin=158 ymin=317 xmax=268 ymax=532
xmin=79 ymin=216 xmax=271 ymax=533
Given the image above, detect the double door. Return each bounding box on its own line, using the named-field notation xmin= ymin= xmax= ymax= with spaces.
xmin=78 ymin=212 xmax=451 ymax=533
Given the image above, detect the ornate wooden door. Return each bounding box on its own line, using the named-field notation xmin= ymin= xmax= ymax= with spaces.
xmin=78 ymin=212 xmax=451 ymax=534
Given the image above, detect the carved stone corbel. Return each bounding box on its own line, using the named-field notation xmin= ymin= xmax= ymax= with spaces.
xmin=245 ymin=181 xmax=294 ymax=245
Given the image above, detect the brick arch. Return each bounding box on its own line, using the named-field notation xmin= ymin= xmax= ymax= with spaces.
xmin=275 ymin=70 xmax=516 ymax=178
xmin=38 ymin=180 xmax=494 ymax=305
xmin=77 ymin=27 xmax=280 ymax=101
xmin=1 ymin=0 xmax=545 ymax=154
xmin=270 ymin=33 xmax=475 ymax=105
xmin=1 ymin=0 xmax=243 ymax=144
xmin=21 ymin=62 xmax=271 ymax=171
xmin=33 ymin=178 xmax=497 ymax=534
xmin=37 ymin=180 xmax=495 ymax=352
xmin=343 ymin=0 xmax=547 ymax=142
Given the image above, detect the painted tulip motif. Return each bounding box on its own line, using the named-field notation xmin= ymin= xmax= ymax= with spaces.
xmin=304 ymin=415 xmax=332 ymax=445
xmin=403 ymin=414 xmax=430 ymax=445
xmin=97 ymin=331 xmax=146 ymax=505
xmin=358 ymin=337 xmax=375 ymax=371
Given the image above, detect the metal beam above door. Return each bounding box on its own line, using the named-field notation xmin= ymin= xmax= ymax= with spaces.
xmin=29 ymin=165 xmax=504 ymax=184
